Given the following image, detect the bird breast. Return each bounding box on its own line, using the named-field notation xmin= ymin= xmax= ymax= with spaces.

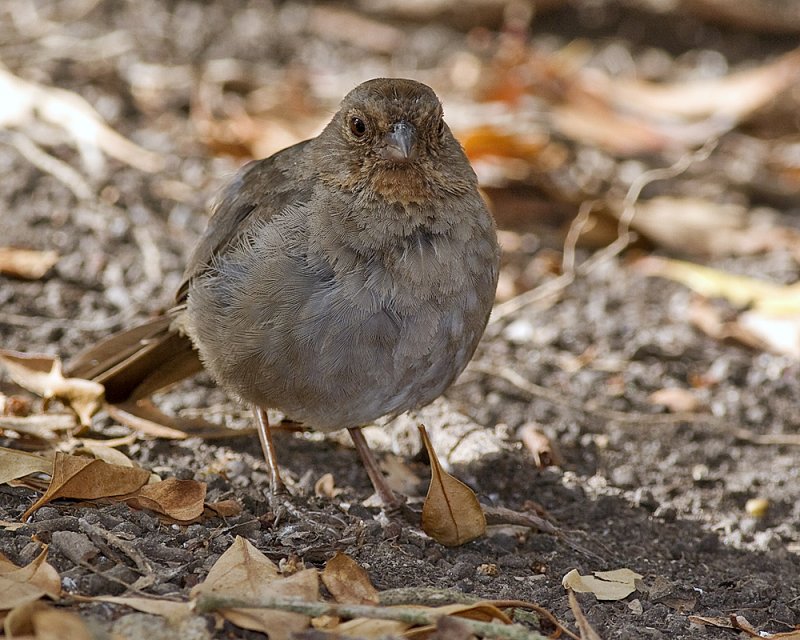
xmin=184 ymin=199 xmax=496 ymax=430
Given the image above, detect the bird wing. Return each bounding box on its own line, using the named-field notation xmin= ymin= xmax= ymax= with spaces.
xmin=176 ymin=139 xmax=312 ymax=303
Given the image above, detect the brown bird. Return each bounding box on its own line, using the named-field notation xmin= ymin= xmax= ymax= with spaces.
xmin=68 ymin=78 xmax=500 ymax=508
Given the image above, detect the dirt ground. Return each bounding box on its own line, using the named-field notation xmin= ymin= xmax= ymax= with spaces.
xmin=1 ymin=1 xmax=799 ymax=638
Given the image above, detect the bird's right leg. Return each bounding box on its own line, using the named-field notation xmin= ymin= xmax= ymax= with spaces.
xmin=254 ymin=407 xmax=288 ymax=496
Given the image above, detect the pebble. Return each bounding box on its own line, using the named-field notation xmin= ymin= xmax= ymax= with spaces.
xmin=51 ymin=531 xmax=98 ymax=565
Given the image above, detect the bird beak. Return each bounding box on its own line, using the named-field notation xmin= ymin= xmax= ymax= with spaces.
xmin=379 ymin=121 xmax=416 ymax=162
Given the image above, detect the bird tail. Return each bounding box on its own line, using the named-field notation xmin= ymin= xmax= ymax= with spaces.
xmin=66 ymin=315 xmax=203 ymax=404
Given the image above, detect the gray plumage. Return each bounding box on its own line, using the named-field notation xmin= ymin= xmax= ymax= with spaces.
xmin=70 ymin=78 xmax=499 ymax=436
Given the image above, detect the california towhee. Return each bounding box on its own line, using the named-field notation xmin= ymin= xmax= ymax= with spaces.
xmin=69 ymin=78 xmax=500 ymax=508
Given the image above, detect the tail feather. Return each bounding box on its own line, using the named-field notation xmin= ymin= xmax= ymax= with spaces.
xmin=66 ymin=316 xmax=203 ymax=403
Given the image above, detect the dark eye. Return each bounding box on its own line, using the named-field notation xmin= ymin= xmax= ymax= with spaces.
xmin=349 ymin=116 xmax=367 ymax=138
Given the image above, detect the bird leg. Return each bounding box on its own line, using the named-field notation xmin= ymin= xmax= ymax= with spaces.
xmin=255 ymin=410 xmax=403 ymax=514
xmin=347 ymin=427 xmax=404 ymax=512
xmin=254 ymin=407 xmax=287 ymax=496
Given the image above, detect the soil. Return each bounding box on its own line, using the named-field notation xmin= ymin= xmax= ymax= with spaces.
xmin=1 ymin=1 xmax=799 ymax=639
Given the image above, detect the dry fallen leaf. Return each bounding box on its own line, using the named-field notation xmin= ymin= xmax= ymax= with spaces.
xmin=638 ymin=256 xmax=800 ymax=313
xmin=191 ymin=536 xmax=319 ymax=640
xmin=105 ymin=400 xmax=190 ymax=440
xmin=107 ymin=399 xmax=251 ymax=440
xmin=4 ymin=601 xmax=93 ymax=640
xmin=314 ymin=472 xmax=343 ymax=499
xmin=0 ymin=413 xmax=76 ymax=440
xmin=689 ymin=614 xmax=800 ymax=639
xmin=73 ymin=442 xmax=138 ymax=467
xmin=460 ymin=125 xmax=553 ymax=165
xmin=562 ymin=568 xmax=642 ymax=601
xmin=622 ymin=197 xmax=800 ymax=257
xmin=321 ymin=552 xmax=379 ymax=605
xmin=205 ymin=499 xmax=242 ymax=518
xmin=553 ymin=47 xmax=800 ymax=153
xmin=0 ymin=547 xmax=61 ymax=612
xmin=737 ymin=310 xmax=800 ymax=359
xmin=686 ymin=297 xmax=767 ymax=352
xmin=418 ymin=424 xmax=486 ymax=547
xmin=518 ymin=423 xmax=562 ymax=468
xmin=551 ymin=97 xmax=673 ymax=156
xmin=124 ymin=477 xmax=207 ymax=523
xmin=330 ymin=600 xmax=514 ymax=639
xmin=639 ymin=256 xmax=800 ymax=357
xmin=86 ymin=595 xmax=192 ymax=625
xmin=613 ymin=48 xmax=800 ymax=122
xmin=333 ymin=615 xmax=411 ymax=638
xmin=0 ymin=247 xmax=58 ymax=280
xmin=0 ymin=351 xmax=104 ymax=426
xmin=2 ymin=599 xmax=48 ymax=636
xmin=0 ymin=447 xmax=52 ymax=486
xmin=732 ymin=614 xmax=800 ymax=639
xmin=32 ymin=606 xmax=94 ymax=640
xmin=21 ymin=452 xmax=151 ymax=521
xmin=688 ymin=614 xmax=737 ymax=630
xmin=404 ymin=602 xmax=514 ymax=639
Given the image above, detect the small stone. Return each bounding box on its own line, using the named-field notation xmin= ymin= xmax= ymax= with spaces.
xmin=451 ymin=561 xmax=474 ymax=579
xmin=745 ymin=497 xmax=769 ymax=518
xmin=628 ymin=598 xmax=644 ymax=615
xmin=51 ymin=531 xmax=98 ymax=565
xmin=504 ymin=319 xmax=535 ymax=344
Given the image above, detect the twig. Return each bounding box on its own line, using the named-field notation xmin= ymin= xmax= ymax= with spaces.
xmin=69 ymin=552 xmax=157 ymax=598
xmin=9 ymin=132 xmax=93 ymax=200
xmin=562 ymin=199 xmax=599 ymax=276
xmin=470 ymin=363 xmax=796 ymax=451
xmin=495 ymin=601 xmax=581 ymax=640
xmin=484 ymin=505 xmax=606 ymax=564
xmin=615 ymin=137 xmax=718 ymax=239
xmin=78 ymin=518 xmax=155 ymax=576
xmin=488 ymin=270 xmax=575 ymax=329
xmin=132 ymin=225 xmax=163 ymax=284
xmin=469 ymin=361 xmax=715 ymax=426
xmin=192 ymin=595 xmax=550 ymax=640
xmin=379 ymin=590 xmax=580 ymax=640
xmin=732 ymin=428 xmax=800 ymax=447
xmin=568 ymin=590 xmax=603 ymax=640
xmin=378 ymin=587 xmax=479 ymax=606
xmin=483 ymin=504 xmax=559 ymax=537
xmin=0 ymin=414 xmax=76 ymax=438
xmin=489 ymin=138 xmax=719 ymax=328
xmin=0 ymin=310 xmax=131 ymax=331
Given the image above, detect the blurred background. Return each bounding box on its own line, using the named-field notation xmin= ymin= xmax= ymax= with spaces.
xmin=1 ymin=5 xmax=800 ymax=637
xmin=2 ymin=0 xmax=798 ymax=312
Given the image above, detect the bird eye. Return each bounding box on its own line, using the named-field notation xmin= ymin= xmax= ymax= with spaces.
xmin=349 ymin=116 xmax=367 ymax=138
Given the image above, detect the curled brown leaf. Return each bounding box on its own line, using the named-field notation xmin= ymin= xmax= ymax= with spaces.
xmin=418 ymin=424 xmax=486 ymax=547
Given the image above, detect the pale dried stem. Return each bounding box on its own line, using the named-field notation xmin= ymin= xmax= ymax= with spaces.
xmin=489 ymin=137 xmax=720 ymax=329
xmin=193 ymin=595 xmax=551 ymax=640
xmin=9 ymin=132 xmax=92 ymax=200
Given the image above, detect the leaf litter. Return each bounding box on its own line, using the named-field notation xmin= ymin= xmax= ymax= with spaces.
xmin=0 ymin=351 xmax=104 ymax=427
xmin=418 ymin=424 xmax=486 ymax=547
xmin=1 ymin=2 xmax=800 ymax=639
xmin=562 ymin=568 xmax=642 ymax=602
xmin=0 ymin=247 xmax=59 ymax=280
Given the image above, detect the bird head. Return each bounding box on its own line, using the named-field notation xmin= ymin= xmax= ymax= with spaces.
xmin=312 ymin=78 xmax=475 ymax=205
